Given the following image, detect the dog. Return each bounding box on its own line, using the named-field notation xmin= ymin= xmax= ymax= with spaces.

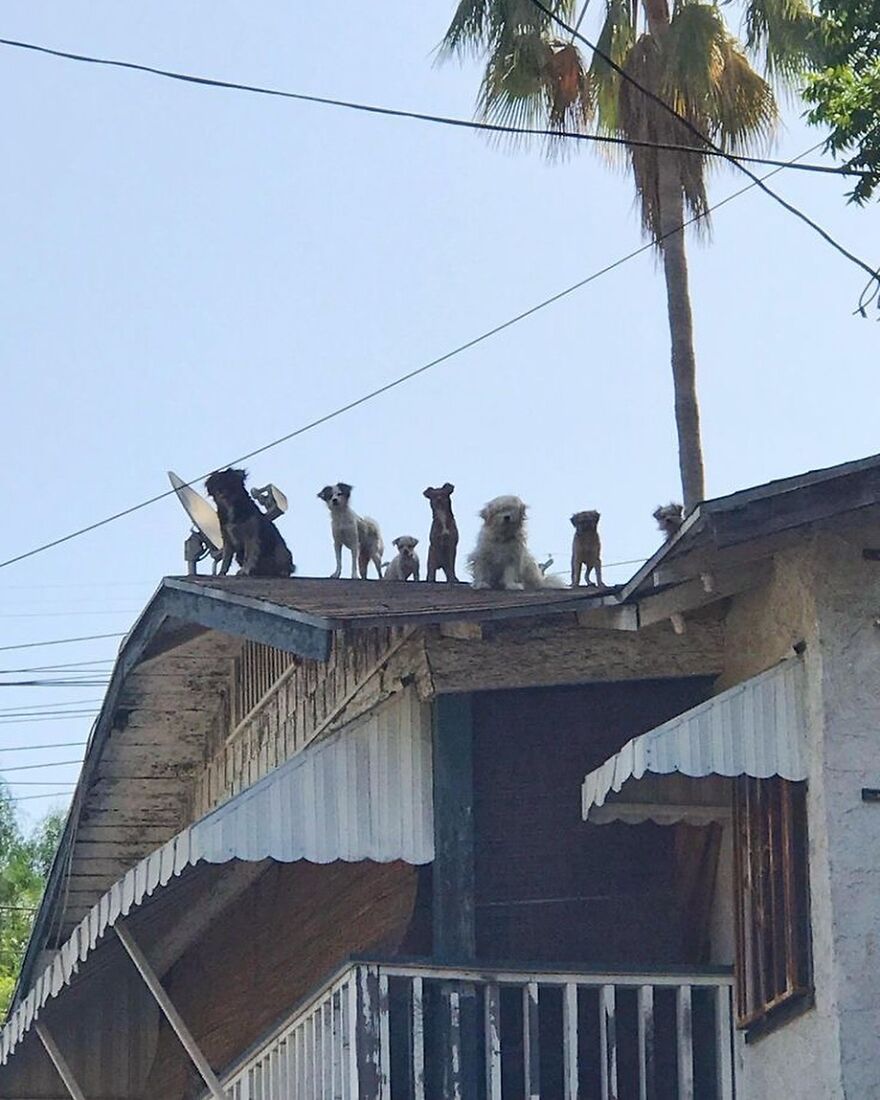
xmin=654 ymin=502 xmax=684 ymax=542
xmin=570 ymin=511 xmax=603 ymax=587
xmin=384 ymin=536 xmax=420 ymax=581
xmin=204 ymin=469 xmax=294 ymax=577
xmin=317 ymin=483 xmax=385 ymax=579
xmin=423 ymin=483 xmax=459 ymax=582
xmin=468 ymin=495 xmax=561 ymax=590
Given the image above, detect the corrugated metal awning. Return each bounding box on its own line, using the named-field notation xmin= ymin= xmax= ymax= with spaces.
xmin=1 ymin=691 xmax=433 ymax=1065
xmin=582 ymin=658 xmax=807 ymax=823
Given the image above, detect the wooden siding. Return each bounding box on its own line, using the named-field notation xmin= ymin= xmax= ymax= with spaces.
xmin=195 ymin=627 xmax=429 ymax=817
xmin=425 ymin=613 xmax=724 ymax=695
xmin=143 ymin=860 xmax=421 ymax=1099
xmin=472 ymin=678 xmax=717 ymax=968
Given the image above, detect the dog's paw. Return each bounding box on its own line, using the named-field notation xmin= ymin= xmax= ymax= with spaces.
xmin=502 ymin=581 xmax=525 ymax=591
xmin=330 ymin=570 xmax=342 ymax=579
xmin=471 ymin=580 xmax=490 ymax=590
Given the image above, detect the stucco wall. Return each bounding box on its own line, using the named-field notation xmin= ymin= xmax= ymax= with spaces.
xmin=721 ymin=527 xmax=880 ymax=1099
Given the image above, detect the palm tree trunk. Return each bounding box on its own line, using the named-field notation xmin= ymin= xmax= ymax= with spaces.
xmin=657 ymin=156 xmax=705 ymax=511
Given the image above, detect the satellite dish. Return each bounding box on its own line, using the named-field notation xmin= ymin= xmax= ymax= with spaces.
xmin=168 ymin=471 xmax=223 ymax=552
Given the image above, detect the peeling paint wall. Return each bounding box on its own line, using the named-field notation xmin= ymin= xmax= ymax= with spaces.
xmin=721 ymin=525 xmax=880 ymax=1099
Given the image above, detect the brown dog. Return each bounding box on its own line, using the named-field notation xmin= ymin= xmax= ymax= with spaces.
xmin=423 ymin=483 xmax=459 ymax=582
xmin=654 ymin=503 xmax=684 ymax=542
xmin=570 ymin=511 xmax=603 ymax=587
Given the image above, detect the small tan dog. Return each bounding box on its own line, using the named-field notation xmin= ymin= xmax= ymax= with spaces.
xmin=469 ymin=495 xmax=559 ymax=590
xmin=654 ymin=503 xmax=684 ymax=542
xmin=570 ymin=511 xmax=603 ymax=587
xmin=384 ymin=536 xmax=420 ymax=581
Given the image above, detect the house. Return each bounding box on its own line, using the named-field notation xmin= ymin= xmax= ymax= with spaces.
xmin=2 ymin=452 xmax=880 ymax=1099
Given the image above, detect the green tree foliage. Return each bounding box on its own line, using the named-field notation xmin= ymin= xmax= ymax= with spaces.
xmin=0 ymin=785 xmax=64 ymax=1015
xmin=804 ymin=0 xmax=880 ymax=202
xmin=441 ymin=0 xmax=815 ymax=509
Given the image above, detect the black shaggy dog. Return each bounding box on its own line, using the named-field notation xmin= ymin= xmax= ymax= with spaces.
xmin=205 ymin=469 xmax=294 ymax=577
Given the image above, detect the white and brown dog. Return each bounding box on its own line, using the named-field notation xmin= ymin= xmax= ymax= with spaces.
xmin=468 ymin=495 xmax=560 ymax=590
xmin=317 ymin=483 xmax=384 ymax=579
xmin=384 ymin=536 xmax=420 ymax=581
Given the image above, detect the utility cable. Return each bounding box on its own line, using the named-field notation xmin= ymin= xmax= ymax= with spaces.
xmin=0 ymin=143 xmax=819 ymax=574
xmin=0 ymin=633 xmax=125 ymax=652
xmin=0 ymin=741 xmax=87 ymax=753
xmin=529 ymin=0 xmax=880 ymax=294
xmin=0 ymin=35 xmax=861 ymax=178
xmin=0 ymin=760 xmax=82 ymax=772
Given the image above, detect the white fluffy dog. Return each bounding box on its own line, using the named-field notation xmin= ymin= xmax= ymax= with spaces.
xmin=469 ymin=495 xmax=560 ymax=590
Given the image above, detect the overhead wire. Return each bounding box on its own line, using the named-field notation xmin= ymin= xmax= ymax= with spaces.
xmin=0 ymin=741 xmax=87 ymax=753
xmin=0 ymin=760 xmax=83 ymax=772
xmin=528 ymin=0 xmax=880 ymax=298
xmin=0 ymin=633 xmax=125 ymax=651
xmin=0 ymin=35 xmax=863 ymax=178
xmin=0 ymin=143 xmax=823 ymax=574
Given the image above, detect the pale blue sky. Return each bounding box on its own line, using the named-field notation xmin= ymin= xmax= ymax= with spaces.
xmin=1 ymin=1 xmax=877 ymax=822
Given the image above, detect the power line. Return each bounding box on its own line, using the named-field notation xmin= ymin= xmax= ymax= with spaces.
xmin=0 ymin=144 xmax=819 ymax=575
xmin=0 ymin=699 xmax=103 ymax=713
xmin=5 ymin=790 xmax=74 ymax=802
xmin=3 ymin=779 xmax=85 ymax=786
xmin=0 ymin=35 xmax=862 ymax=179
xmin=0 ymin=633 xmax=125 ymax=652
xmin=0 ymin=678 xmax=110 ymax=687
xmin=1 ymin=759 xmax=82 ymax=772
xmin=0 ymin=741 xmax=87 ymax=753
xmin=0 ymin=715 xmax=97 ymax=725
xmin=528 ymin=0 xmax=880 ymax=294
xmin=0 ymin=611 xmax=136 ymax=620
xmin=0 ymin=660 xmax=114 ymax=673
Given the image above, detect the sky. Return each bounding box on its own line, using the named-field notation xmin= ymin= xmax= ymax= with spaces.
xmin=0 ymin=1 xmax=878 ymax=826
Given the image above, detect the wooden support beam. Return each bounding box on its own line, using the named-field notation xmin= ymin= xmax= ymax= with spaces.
xmin=35 ymin=1022 xmax=88 ymax=1100
xmin=639 ymin=561 xmax=772 ymax=630
xmin=439 ymin=622 xmax=483 ymax=641
xmin=432 ymin=693 xmax=475 ymax=963
xmin=115 ymin=924 xmax=227 ymax=1100
xmin=576 ymin=605 xmax=639 ymax=631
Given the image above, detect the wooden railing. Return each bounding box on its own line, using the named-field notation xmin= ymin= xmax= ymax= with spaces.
xmin=216 ymin=960 xmax=736 ymax=1100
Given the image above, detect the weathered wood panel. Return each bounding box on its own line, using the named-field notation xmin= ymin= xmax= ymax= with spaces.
xmin=426 ymin=614 xmax=724 ymax=695
xmin=143 ymin=860 xmax=420 ymax=1098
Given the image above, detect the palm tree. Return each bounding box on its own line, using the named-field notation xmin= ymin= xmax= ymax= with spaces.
xmin=441 ymin=0 xmax=813 ymax=510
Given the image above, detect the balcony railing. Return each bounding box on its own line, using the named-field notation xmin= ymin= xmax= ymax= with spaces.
xmin=217 ymin=960 xmax=736 ymax=1100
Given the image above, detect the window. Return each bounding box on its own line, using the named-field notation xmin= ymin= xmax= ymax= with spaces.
xmin=733 ymin=776 xmax=812 ymax=1030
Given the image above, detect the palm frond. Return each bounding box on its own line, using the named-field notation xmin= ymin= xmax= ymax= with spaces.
xmin=478 ymin=31 xmax=594 ymax=140
xmin=743 ymin=0 xmax=821 ymax=82
xmin=441 ymin=0 xmax=579 ymax=57
xmin=591 ymin=0 xmax=637 ymax=131
xmin=710 ymin=38 xmax=777 ymax=150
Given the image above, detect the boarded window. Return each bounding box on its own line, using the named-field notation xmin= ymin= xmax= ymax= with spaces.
xmin=230 ymin=639 xmax=297 ymax=728
xmin=733 ymin=776 xmax=812 ymax=1029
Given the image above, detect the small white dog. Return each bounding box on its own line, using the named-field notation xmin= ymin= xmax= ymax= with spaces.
xmin=468 ymin=495 xmax=561 ymax=590
xmin=317 ymin=483 xmax=385 ymax=579
xmin=384 ymin=536 xmax=420 ymax=581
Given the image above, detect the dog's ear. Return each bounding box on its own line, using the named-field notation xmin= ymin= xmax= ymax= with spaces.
xmin=393 ymin=537 xmax=402 ymax=549
xmin=412 ymin=538 xmax=419 ymax=547
xmin=318 ymin=486 xmax=332 ymax=501
xmin=338 ymin=482 xmax=353 ymax=495
xmin=570 ymin=514 xmax=578 ymax=527
xmin=423 ymin=487 xmax=434 ymax=499
xmin=442 ymin=483 xmax=454 ymax=494
xmin=518 ymin=502 xmax=528 ymax=522
xmin=478 ymin=505 xmax=489 ymax=521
